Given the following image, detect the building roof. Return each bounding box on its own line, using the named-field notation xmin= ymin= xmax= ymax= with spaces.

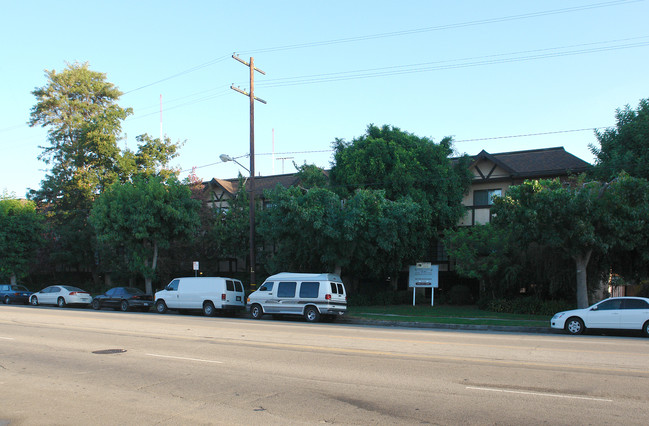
xmin=469 ymin=147 xmax=591 ymax=178
xmin=207 ymin=173 xmax=300 ymax=197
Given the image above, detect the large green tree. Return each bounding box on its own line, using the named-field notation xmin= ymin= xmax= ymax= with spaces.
xmin=28 ymin=62 xmax=132 ymax=276
xmin=330 ymin=124 xmax=472 ymax=235
xmin=491 ymin=174 xmax=649 ymax=308
xmin=590 ymin=98 xmax=649 ymax=180
xmin=89 ymin=176 xmax=200 ymax=294
xmin=258 ymin=184 xmax=422 ymax=281
xmin=0 ymin=196 xmax=44 ymax=284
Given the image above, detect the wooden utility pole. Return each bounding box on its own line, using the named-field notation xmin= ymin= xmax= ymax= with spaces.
xmin=231 ymin=55 xmax=266 ymax=288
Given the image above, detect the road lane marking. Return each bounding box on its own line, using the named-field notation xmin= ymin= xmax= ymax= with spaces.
xmin=0 ymin=337 xmax=14 ymax=340
xmin=466 ymin=386 xmax=613 ymax=402
xmin=146 ymin=353 xmax=223 ymax=364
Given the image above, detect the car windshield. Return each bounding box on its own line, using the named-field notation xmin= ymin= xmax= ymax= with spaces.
xmin=11 ymin=285 xmax=29 ymax=291
xmin=62 ymin=286 xmax=85 ymax=292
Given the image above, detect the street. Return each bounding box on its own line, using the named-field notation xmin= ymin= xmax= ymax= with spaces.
xmin=1 ymin=305 xmax=648 ymax=425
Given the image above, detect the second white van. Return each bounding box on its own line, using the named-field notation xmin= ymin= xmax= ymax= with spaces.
xmin=247 ymin=272 xmax=347 ymax=322
xmin=154 ymin=277 xmax=245 ymax=316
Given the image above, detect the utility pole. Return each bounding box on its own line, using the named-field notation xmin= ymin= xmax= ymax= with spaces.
xmin=231 ymin=54 xmax=266 ymax=288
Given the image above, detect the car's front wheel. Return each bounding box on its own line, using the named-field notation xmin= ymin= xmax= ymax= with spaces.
xmin=155 ymin=300 xmax=167 ymax=314
xmin=565 ymin=317 xmax=585 ymax=335
xmin=57 ymin=297 xmax=66 ymax=308
xmin=30 ymin=296 xmax=38 ymax=306
xmin=643 ymin=321 xmax=649 ymax=338
xmin=250 ymin=304 xmax=263 ymax=320
xmin=4 ymin=296 xmax=10 ymax=305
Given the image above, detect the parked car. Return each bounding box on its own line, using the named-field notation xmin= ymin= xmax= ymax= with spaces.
xmin=29 ymin=285 xmax=92 ymax=308
xmin=551 ymin=297 xmax=649 ymax=336
xmin=247 ymin=272 xmax=347 ymax=322
xmin=154 ymin=277 xmax=245 ymax=316
xmin=92 ymin=287 xmax=153 ymax=312
xmin=0 ymin=284 xmax=33 ymax=305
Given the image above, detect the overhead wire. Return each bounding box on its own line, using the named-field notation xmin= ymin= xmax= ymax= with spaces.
xmin=237 ymin=0 xmax=644 ymax=54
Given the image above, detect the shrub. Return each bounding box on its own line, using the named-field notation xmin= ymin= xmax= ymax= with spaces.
xmin=479 ymin=296 xmax=573 ymax=315
xmin=447 ymin=285 xmax=474 ymax=305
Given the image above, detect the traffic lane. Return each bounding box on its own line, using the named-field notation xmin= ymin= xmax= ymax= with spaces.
xmin=2 ymin=308 xmax=649 ymax=424
xmin=2 ymin=327 xmax=646 ymax=426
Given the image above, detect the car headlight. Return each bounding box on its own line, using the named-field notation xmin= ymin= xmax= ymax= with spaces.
xmin=552 ymin=312 xmax=565 ymax=320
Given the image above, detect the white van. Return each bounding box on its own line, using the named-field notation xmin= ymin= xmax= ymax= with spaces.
xmin=154 ymin=277 xmax=245 ymax=316
xmin=247 ymin=272 xmax=347 ymax=322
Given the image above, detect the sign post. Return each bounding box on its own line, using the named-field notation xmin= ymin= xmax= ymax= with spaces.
xmin=193 ymin=261 xmax=199 ymax=277
xmin=408 ymin=262 xmax=439 ymax=306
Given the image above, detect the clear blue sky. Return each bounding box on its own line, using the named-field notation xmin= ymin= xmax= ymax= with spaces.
xmin=1 ymin=0 xmax=648 ymax=197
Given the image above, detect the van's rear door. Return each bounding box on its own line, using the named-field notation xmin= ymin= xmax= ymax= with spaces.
xmin=329 ymin=281 xmax=347 ymax=308
xmin=225 ymin=280 xmax=245 ymax=308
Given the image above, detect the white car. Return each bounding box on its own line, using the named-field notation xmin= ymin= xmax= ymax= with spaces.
xmin=551 ymin=297 xmax=649 ymax=336
xmin=30 ymin=285 xmax=92 ymax=308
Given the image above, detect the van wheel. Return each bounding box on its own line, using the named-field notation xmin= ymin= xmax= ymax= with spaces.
xmin=250 ymin=304 xmax=263 ymax=320
xmin=304 ymin=306 xmax=320 ymax=323
xmin=155 ymin=300 xmax=167 ymax=314
xmin=203 ymin=301 xmax=215 ymax=317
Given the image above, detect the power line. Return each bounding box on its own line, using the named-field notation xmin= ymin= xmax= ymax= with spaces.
xmin=256 ymin=38 xmax=649 ymax=88
xmin=181 ymin=127 xmax=604 ymax=173
xmin=237 ymin=0 xmax=644 ymax=54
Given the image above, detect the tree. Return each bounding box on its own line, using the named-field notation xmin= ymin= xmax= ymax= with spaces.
xmin=491 ymin=174 xmax=649 ymax=308
xmin=0 ymin=196 xmax=44 ymax=284
xmin=258 ymin=184 xmax=422 ymax=281
xmin=28 ymin=62 xmax=132 ymax=277
xmin=119 ymin=133 xmax=183 ymax=181
xmin=330 ymin=124 xmax=472 ymax=235
xmin=590 ymin=98 xmax=649 ymax=180
xmin=89 ymin=176 xmax=200 ymax=294
xmin=443 ymin=224 xmax=512 ymax=298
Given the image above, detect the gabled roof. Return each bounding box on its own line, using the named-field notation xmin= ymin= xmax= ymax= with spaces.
xmin=469 ymin=147 xmax=591 ymax=178
xmin=206 ymin=173 xmax=300 ymax=197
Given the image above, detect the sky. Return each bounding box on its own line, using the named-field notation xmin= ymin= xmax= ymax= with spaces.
xmin=1 ymin=0 xmax=648 ymax=198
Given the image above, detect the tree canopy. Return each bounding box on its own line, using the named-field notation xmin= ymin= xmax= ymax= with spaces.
xmin=590 ymin=98 xmax=649 ymax=180
xmin=0 ymin=197 xmax=44 ymax=284
xmin=330 ymin=124 xmax=472 ymax=234
xmin=89 ymin=176 xmax=200 ymax=294
xmin=491 ymin=174 xmax=649 ymax=308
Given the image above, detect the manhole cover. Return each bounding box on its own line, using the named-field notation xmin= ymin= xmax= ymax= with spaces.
xmin=92 ymin=349 xmax=127 ymax=355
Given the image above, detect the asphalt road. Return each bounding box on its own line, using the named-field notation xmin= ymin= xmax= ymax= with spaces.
xmin=1 ymin=305 xmax=648 ymax=425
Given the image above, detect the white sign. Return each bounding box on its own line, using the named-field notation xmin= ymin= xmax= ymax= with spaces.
xmin=408 ymin=263 xmax=438 ymax=288
xmin=193 ymin=261 xmax=199 ymax=271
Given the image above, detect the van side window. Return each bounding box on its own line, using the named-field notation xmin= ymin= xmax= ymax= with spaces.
xmin=167 ymin=279 xmax=179 ymax=291
xmin=226 ymin=280 xmax=235 ymax=291
xmin=259 ymin=282 xmax=273 ymax=292
xmin=299 ymin=282 xmax=319 ymax=298
xmin=277 ymin=282 xmax=297 ymax=298
xmin=234 ymin=281 xmax=243 ymax=292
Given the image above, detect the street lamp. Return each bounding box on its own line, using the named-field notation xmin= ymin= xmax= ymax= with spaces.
xmin=220 ymin=153 xmax=256 ymax=288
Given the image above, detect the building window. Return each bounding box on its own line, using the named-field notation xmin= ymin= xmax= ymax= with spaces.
xmin=473 ymin=189 xmax=502 ymax=206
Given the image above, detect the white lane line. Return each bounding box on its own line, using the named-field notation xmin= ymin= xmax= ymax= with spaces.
xmin=0 ymin=337 xmax=14 ymax=340
xmin=466 ymin=386 xmax=613 ymax=402
xmin=146 ymin=353 xmax=223 ymax=364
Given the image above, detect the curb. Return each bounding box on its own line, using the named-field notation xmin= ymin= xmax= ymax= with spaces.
xmin=339 ymin=317 xmax=553 ymax=334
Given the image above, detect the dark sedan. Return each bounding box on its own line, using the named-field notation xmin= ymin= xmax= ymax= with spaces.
xmin=0 ymin=284 xmax=33 ymax=305
xmin=91 ymin=287 xmax=153 ymax=312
